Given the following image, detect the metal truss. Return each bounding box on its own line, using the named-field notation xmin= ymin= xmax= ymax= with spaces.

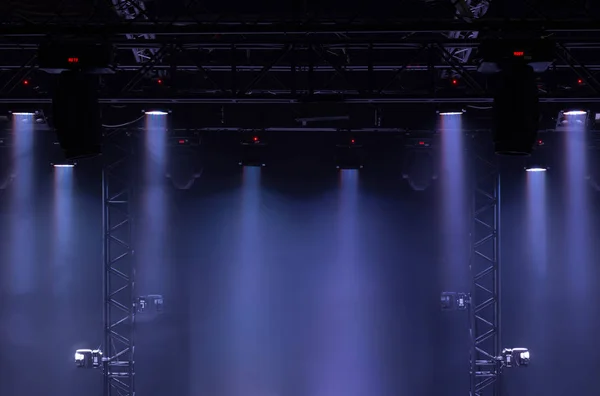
xmin=443 ymin=0 xmax=491 ymax=78
xmin=102 ymin=128 xmax=136 ymax=396
xmin=468 ymin=133 xmax=501 ymax=396
xmin=111 ymin=0 xmax=159 ymax=64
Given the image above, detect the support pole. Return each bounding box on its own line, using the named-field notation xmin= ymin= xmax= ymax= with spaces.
xmin=469 ymin=132 xmax=501 ymax=396
xmin=102 ymin=128 xmax=136 ymax=396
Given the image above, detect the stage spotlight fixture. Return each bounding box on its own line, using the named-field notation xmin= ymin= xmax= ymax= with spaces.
xmin=239 ymin=133 xmax=268 ymax=167
xmin=136 ymin=295 xmax=165 ymax=314
xmin=52 ymin=163 xmax=76 ymax=168
xmin=335 ymin=138 xmax=364 ymax=169
xmin=556 ymin=109 xmax=589 ymax=129
xmin=9 ymin=110 xmax=46 ymax=123
xmin=437 ymin=109 xmax=466 ymax=116
xmin=143 ymin=109 xmax=171 ymax=116
xmin=53 ymin=72 xmax=102 ymax=160
xmin=525 ymin=165 xmax=548 ymax=172
xmin=440 ymin=292 xmax=469 ymax=311
xmin=74 ymin=349 xmax=103 ymax=368
xmin=500 ymin=348 xmax=530 ymax=368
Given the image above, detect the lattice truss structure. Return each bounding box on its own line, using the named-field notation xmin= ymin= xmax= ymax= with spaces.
xmin=469 ymin=133 xmax=500 ymax=396
xmin=102 ymin=128 xmax=136 ymax=396
xmin=111 ymin=0 xmax=159 ymax=64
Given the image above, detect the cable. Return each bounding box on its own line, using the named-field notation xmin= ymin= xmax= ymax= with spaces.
xmin=102 ymin=114 xmax=144 ymax=128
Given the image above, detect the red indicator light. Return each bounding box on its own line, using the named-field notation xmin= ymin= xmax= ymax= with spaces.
xmin=23 ymin=80 xmax=29 ymax=85
xmin=350 ymin=139 xmax=355 ymax=144
xmin=253 ymin=136 xmax=259 ymax=142
xmin=513 ymin=51 xmax=525 ymax=57
xmin=418 ymin=141 xmax=425 ymax=145
xmin=578 ymin=79 xmax=583 ymax=84
xmin=157 ymin=79 xmax=163 ymax=84
xmin=68 ymin=57 xmax=79 ymax=63
xmin=178 ymin=139 xmax=185 ymax=144
xmin=451 ymin=79 xmax=458 ymax=85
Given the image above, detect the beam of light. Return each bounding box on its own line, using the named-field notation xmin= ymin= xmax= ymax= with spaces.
xmin=8 ymin=115 xmax=36 ymax=294
xmin=11 ymin=112 xmax=35 ymax=116
xmin=138 ymin=116 xmax=169 ymax=294
xmin=309 ymin=169 xmax=383 ymax=396
xmin=53 ymin=164 xmax=75 ymax=168
xmin=439 ymin=114 xmax=469 ymax=290
xmin=525 ymin=167 xmax=547 ymax=172
xmin=226 ymin=166 xmax=272 ymax=396
xmin=439 ymin=111 xmax=464 ymax=116
xmin=51 ymin=168 xmax=74 ymax=296
xmin=563 ymin=117 xmax=592 ymax=300
xmin=526 ymin=172 xmax=548 ymax=276
xmin=145 ymin=110 xmax=169 ymax=115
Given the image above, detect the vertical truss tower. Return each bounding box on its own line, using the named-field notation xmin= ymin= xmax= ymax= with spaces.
xmin=102 ymin=128 xmax=136 ymax=396
xmin=469 ymin=134 xmax=501 ymax=396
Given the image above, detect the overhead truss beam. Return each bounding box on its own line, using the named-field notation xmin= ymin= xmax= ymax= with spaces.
xmin=0 ymin=19 xmax=599 ymax=36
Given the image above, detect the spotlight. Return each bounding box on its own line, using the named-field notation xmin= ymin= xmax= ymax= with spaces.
xmin=556 ymin=109 xmax=589 ymax=129
xmin=437 ymin=108 xmax=465 ymax=116
xmin=335 ymin=137 xmax=364 ymax=169
xmin=143 ymin=109 xmax=170 ymax=116
xmin=136 ymin=295 xmax=164 ymax=314
xmin=440 ymin=292 xmax=469 ymax=311
xmin=500 ymin=348 xmax=530 ymax=368
xmin=52 ymin=163 xmax=76 ymax=168
xmin=524 ymin=165 xmax=548 ymax=172
xmin=74 ymin=349 xmax=103 ymax=368
xmin=239 ymin=133 xmax=268 ymax=167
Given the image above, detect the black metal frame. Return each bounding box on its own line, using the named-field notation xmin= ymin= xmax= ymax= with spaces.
xmin=102 ymin=127 xmax=136 ymax=396
xmin=469 ymin=133 xmax=501 ymax=396
xmin=0 ymin=19 xmax=599 ymax=103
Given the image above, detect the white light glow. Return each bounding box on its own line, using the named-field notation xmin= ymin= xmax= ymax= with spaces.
xmin=11 ymin=112 xmax=35 ymax=116
xmin=563 ymin=110 xmax=587 ymax=116
xmin=525 ymin=167 xmax=547 ymax=172
xmin=520 ymin=351 xmax=530 ymax=359
xmin=439 ymin=111 xmax=464 ymax=116
xmin=53 ymin=164 xmax=75 ymax=168
xmin=145 ymin=110 xmax=169 ymax=115
xmin=74 ymin=353 xmax=85 ymax=361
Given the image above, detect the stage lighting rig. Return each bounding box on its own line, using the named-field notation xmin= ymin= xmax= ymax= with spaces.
xmin=556 ymin=109 xmax=590 ymax=130
xmin=74 ymin=349 xmax=103 ymax=368
xmin=335 ymin=137 xmax=364 ymax=169
xmin=143 ymin=109 xmax=171 ymax=116
xmin=437 ymin=107 xmax=466 ymax=117
xmin=440 ymin=292 xmax=469 ymax=311
xmin=136 ymin=295 xmax=164 ymax=314
xmin=499 ymin=348 xmax=530 ymax=368
xmin=239 ymin=133 xmax=268 ymax=167
xmin=8 ymin=110 xmax=46 ymax=124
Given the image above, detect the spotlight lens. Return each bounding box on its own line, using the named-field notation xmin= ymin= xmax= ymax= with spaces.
xmin=525 ymin=167 xmax=547 ymax=172
xmin=145 ymin=110 xmax=168 ymax=115
xmin=563 ymin=110 xmax=587 ymax=116
xmin=439 ymin=111 xmax=463 ymax=116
